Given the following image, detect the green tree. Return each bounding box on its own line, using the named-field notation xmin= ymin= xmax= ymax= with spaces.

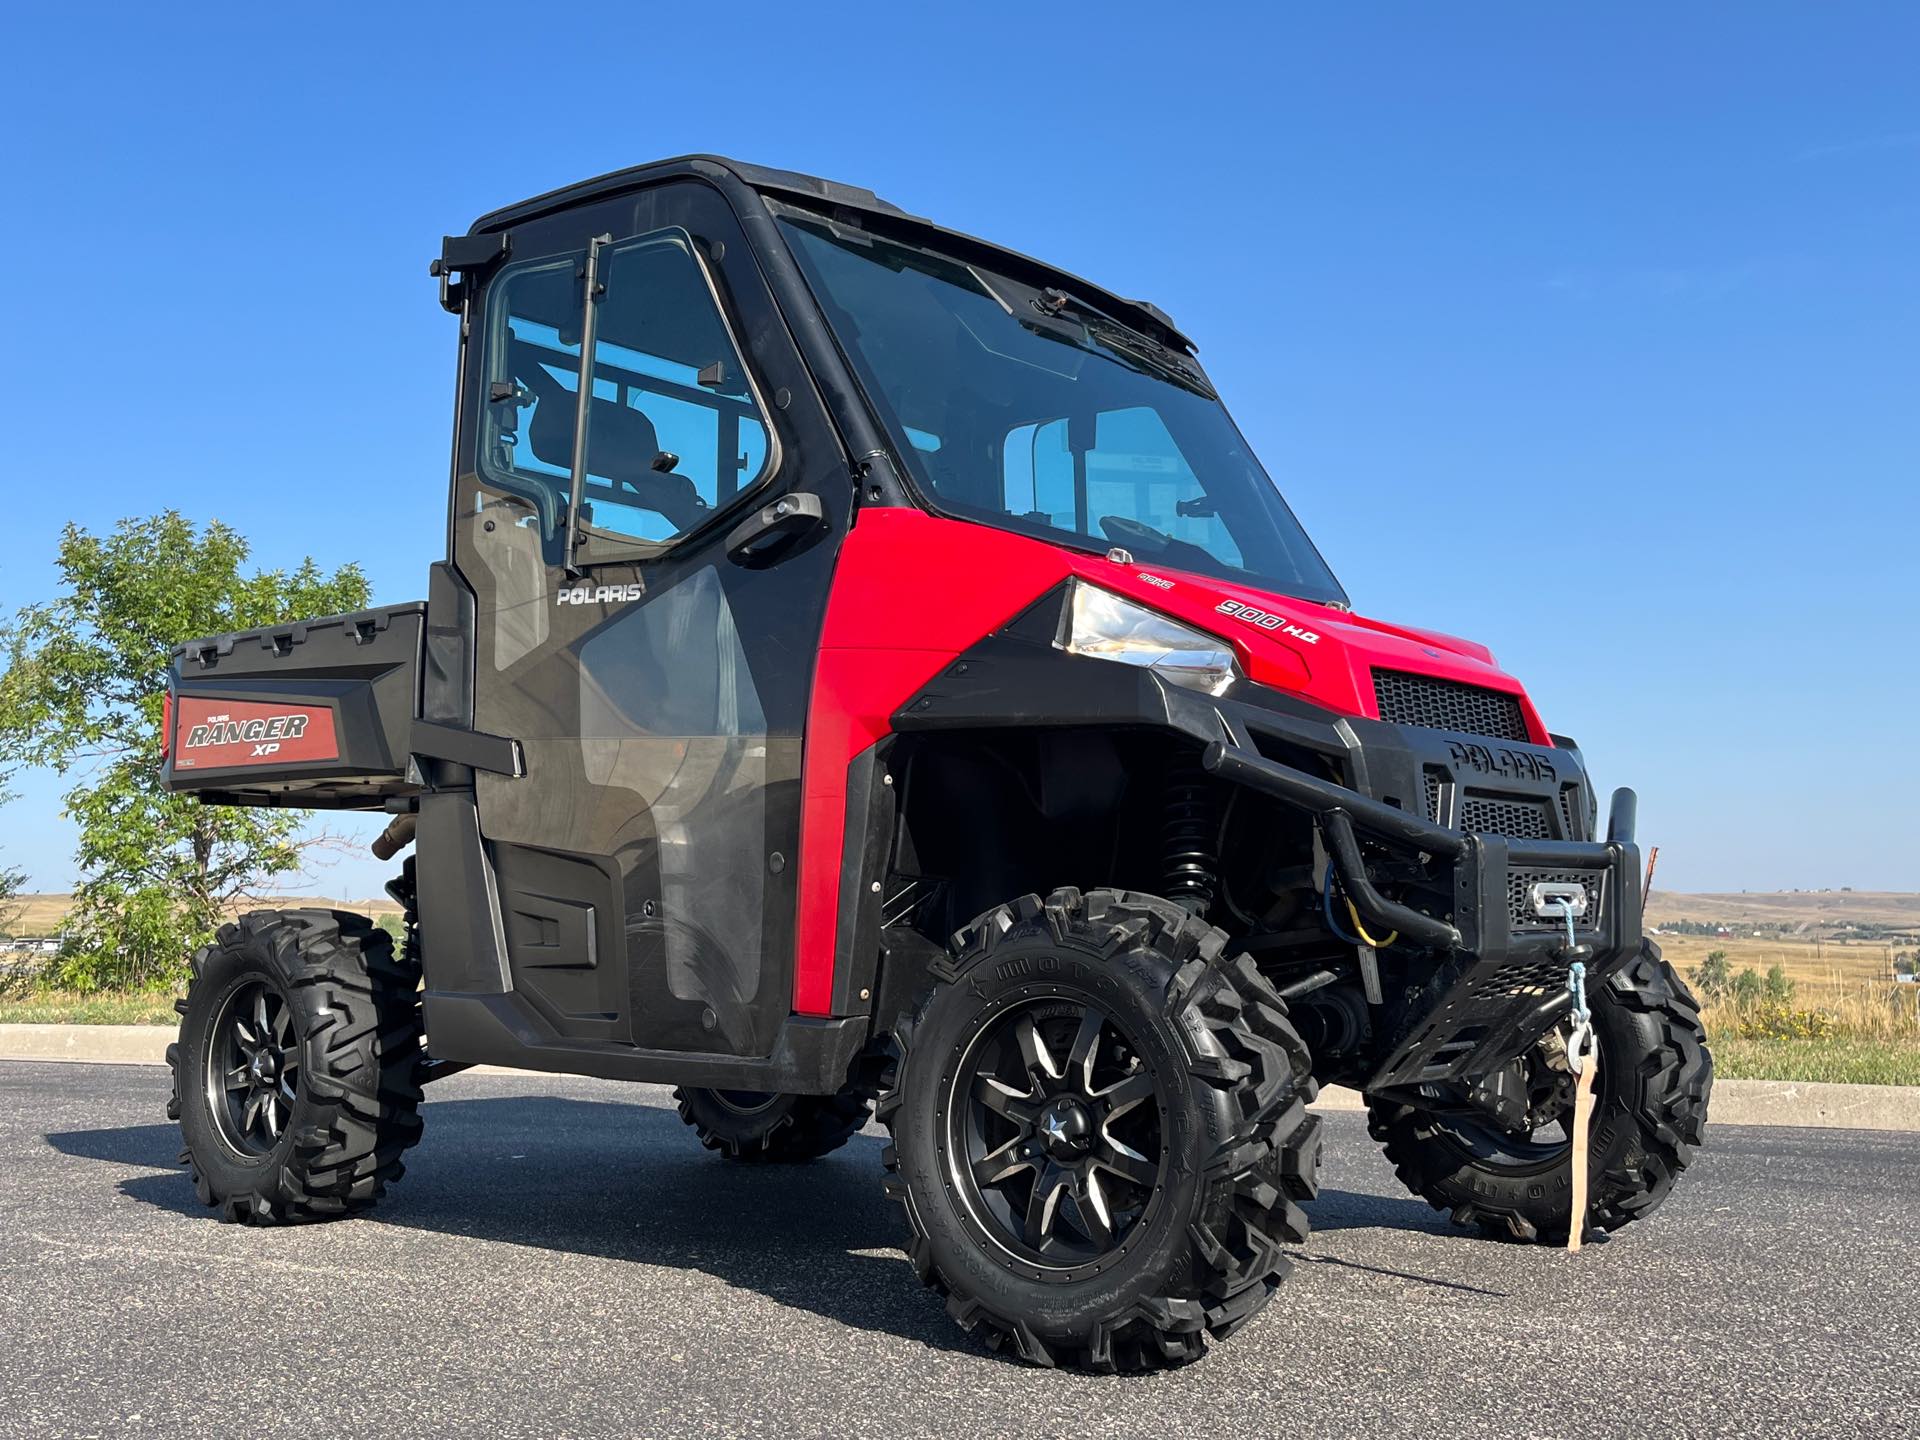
xmin=0 ymin=513 xmax=368 ymax=989
xmin=1691 ymin=949 xmax=1733 ymax=998
xmin=0 ymin=844 xmax=21 ymax=940
xmin=1730 ymin=967 xmax=1763 ymax=1004
xmin=1763 ymin=962 xmax=1795 ymax=1002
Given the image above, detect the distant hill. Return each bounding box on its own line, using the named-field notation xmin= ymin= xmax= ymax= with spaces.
xmin=1644 ymin=889 xmax=1920 ymax=935
xmin=4 ymin=891 xmax=403 ymax=936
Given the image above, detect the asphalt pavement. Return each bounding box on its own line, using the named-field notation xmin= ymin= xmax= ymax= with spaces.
xmin=1 ymin=1061 xmax=1913 ymax=1439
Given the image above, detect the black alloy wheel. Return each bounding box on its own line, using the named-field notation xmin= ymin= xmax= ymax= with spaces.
xmin=207 ymin=979 xmax=301 ymax=1157
xmin=950 ymin=1000 xmax=1165 ymax=1269
xmin=1436 ymin=1042 xmax=1585 ymax=1171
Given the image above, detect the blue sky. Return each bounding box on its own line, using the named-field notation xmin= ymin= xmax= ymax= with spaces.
xmin=1 ymin=3 xmax=1914 ymax=901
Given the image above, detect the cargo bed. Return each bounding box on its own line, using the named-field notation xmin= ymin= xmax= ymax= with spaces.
xmin=163 ymin=603 xmax=426 ymax=810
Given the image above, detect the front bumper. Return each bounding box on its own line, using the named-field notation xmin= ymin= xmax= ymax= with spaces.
xmin=1202 ymin=739 xmax=1643 ymax=1094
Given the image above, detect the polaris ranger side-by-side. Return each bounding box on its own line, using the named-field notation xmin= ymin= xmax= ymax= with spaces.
xmin=162 ymin=155 xmax=1711 ymax=1371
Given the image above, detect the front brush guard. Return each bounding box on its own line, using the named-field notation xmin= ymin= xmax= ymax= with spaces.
xmin=1201 ymin=742 xmax=1643 ymax=1093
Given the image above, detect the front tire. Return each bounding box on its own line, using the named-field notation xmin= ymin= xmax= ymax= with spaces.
xmin=880 ymin=888 xmax=1320 ymax=1372
xmin=1367 ymin=941 xmax=1711 ymax=1243
xmin=167 ymin=910 xmax=425 ymax=1223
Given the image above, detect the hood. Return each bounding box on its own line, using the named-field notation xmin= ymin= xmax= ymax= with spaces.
xmin=1063 ymin=551 xmax=1551 ymax=746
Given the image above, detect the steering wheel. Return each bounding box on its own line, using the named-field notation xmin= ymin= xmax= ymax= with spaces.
xmin=1098 ymin=514 xmax=1173 ymax=551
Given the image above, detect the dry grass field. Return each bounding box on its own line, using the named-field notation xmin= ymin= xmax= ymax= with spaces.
xmin=1646 ymin=890 xmax=1919 ymax=1083
xmin=1653 ymin=931 xmax=1908 ymax=1007
xmin=3 ymin=890 xmax=402 ymax=937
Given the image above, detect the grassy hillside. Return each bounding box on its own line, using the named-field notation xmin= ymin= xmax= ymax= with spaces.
xmin=1645 ymin=888 xmax=1920 ymax=936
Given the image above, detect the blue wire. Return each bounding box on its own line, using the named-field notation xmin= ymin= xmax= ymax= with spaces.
xmin=1321 ymin=864 xmax=1366 ymax=946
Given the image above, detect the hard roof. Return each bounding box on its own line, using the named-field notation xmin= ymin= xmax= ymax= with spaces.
xmin=468 ymin=154 xmax=1193 ymax=351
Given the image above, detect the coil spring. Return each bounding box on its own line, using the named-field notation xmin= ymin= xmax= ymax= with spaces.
xmin=1161 ymin=755 xmax=1220 ymax=915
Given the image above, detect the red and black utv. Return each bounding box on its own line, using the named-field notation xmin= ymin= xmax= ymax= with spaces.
xmin=161 ymin=155 xmax=1711 ymax=1371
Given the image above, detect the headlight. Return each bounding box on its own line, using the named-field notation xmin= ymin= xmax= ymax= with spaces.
xmin=1056 ymin=580 xmax=1240 ymax=696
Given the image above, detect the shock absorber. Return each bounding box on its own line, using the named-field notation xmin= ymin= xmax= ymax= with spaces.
xmin=1161 ymin=751 xmax=1220 ymax=916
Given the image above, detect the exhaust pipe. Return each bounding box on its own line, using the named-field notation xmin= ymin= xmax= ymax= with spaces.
xmin=371 ymin=813 xmax=416 ymax=861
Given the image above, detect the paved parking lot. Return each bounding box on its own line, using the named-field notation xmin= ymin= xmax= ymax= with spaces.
xmin=2 ymin=1061 xmax=1914 ymax=1438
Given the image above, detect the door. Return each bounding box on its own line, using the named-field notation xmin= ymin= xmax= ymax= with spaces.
xmin=449 ymin=180 xmax=849 ymax=1058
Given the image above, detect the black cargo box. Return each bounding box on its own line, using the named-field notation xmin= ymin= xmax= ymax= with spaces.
xmin=163 ymin=603 xmax=425 ymax=810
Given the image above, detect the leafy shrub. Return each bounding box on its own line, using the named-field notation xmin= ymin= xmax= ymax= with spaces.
xmin=1718 ymin=999 xmax=1838 ymax=1042
xmin=1690 ymin=950 xmax=1733 ymax=997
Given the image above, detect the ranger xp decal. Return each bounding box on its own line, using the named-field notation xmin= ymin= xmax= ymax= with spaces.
xmin=173 ymin=698 xmax=339 ymax=769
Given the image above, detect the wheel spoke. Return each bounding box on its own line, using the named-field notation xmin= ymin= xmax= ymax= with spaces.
xmin=233 ymin=1018 xmax=257 ymax=1046
xmin=253 ymin=990 xmax=271 ymax=1043
xmin=1023 ymin=1162 xmax=1070 ymax=1248
xmin=242 ymin=1091 xmax=264 ymax=1137
xmin=279 ymin=1077 xmax=297 ymax=1105
xmin=1073 ymin=1171 xmax=1114 ymax=1249
xmin=225 ymin=1065 xmax=251 ymax=1092
xmin=272 ymin=997 xmax=293 ymax=1045
xmin=1091 ymin=1067 xmax=1154 ymax=1119
xmin=974 ymin=1072 xmax=1038 ymax=1124
xmin=1065 ymin=1009 xmax=1104 ymax=1095
xmin=262 ymin=1093 xmax=282 ymax=1139
xmin=1014 ymin=1014 xmax=1064 ymax=1084
xmin=972 ymin=1136 xmax=1040 ymax=1188
xmin=1093 ymin=1136 xmax=1159 ymax=1189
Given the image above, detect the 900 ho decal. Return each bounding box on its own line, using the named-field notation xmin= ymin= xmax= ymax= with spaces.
xmin=1215 ymin=599 xmax=1320 ymax=645
xmin=173 ymin=698 xmax=339 ymax=770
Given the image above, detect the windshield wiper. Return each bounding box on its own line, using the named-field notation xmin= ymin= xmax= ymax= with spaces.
xmin=1027 ymin=289 xmax=1217 ymax=400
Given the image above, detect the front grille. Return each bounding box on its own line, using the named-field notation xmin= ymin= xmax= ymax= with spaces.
xmin=1508 ymin=868 xmax=1606 ymax=931
xmin=1423 ymin=768 xmax=1447 ymax=826
xmin=1373 ymin=669 xmax=1529 ymax=742
xmin=1459 ymin=794 xmax=1553 ymax=840
xmin=1557 ymin=784 xmax=1583 ymax=842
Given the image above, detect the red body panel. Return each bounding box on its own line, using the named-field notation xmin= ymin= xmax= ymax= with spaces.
xmin=790 ymin=509 xmax=1547 ymax=1015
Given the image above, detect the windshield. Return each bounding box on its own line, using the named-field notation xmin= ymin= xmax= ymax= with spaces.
xmin=777 ymin=211 xmax=1347 ymax=608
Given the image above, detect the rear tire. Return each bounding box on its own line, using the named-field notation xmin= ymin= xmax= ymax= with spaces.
xmin=673 ymin=1086 xmax=871 ymax=1162
xmin=880 ymin=888 xmax=1320 ymax=1372
xmin=167 ymin=910 xmax=425 ymax=1223
xmin=1366 ymin=941 xmax=1711 ymax=1243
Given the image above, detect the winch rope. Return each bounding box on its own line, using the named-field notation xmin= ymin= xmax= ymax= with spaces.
xmin=1562 ymin=902 xmax=1597 ymax=1254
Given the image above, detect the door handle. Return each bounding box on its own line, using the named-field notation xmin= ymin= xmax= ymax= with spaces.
xmin=726 ymin=491 xmax=827 ymax=565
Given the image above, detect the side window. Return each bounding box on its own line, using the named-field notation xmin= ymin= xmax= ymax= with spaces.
xmin=478 ymin=228 xmax=775 ymax=552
